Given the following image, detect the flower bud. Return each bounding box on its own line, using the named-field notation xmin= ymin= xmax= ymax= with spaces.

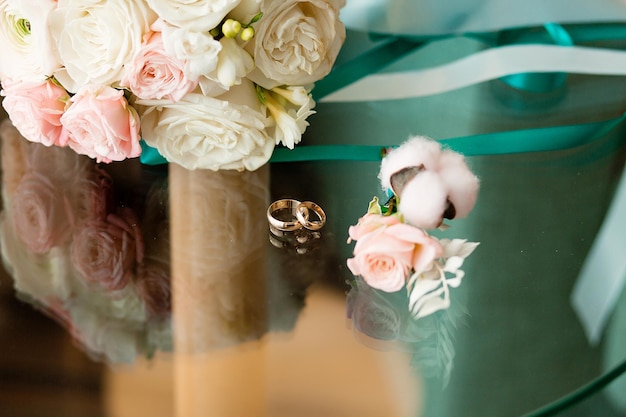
xmin=240 ymin=26 xmax=255 ymax=41
xmin=222 ymin=19 xmax=241 ymax=38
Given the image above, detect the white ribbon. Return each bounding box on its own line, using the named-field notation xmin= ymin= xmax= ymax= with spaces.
xmin=571 ymin=165 xmax=626 ymax=345
xmin=320 ymin=44 xmax=626 ymax=103
xmin=341 ymin=0 xmax=626 ymax=36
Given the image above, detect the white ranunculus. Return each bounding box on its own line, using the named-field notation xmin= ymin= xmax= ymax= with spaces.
xmin=49 ymin=0 xmax=156 ymax=90
xmin=263 ymin=86 xmax=315 ymax=149
xmin=248 ymin=0 xmax=346 ymax=88
xmin=0 ymin=0 xmax=61 ymax=82
xmin=137 ymin=80 xmax=275 ymax=171
xmin=146 ymin=0 xmax=241 ymax=32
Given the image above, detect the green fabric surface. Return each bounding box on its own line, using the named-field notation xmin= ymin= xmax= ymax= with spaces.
xmin=275 ymin=32 xmax=626 ymax=417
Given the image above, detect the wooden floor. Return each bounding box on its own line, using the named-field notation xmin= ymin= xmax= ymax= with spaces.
xmin=0 ymin=270 xmax=105 ymax=417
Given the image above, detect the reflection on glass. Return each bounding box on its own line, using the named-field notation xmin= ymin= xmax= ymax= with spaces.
xmin=347 ymin=275 xmax=466 ymax=385
xmin=0 ymin=120 xmax=172 ymax=363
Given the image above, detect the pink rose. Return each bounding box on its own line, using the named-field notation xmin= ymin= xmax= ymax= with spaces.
xmin=11 ymin=171 xmax=72 ymax=254
xmin=71 ymin=209 xmax=144 ymax=292
xmin=347 ymin=213 xmax=402 ymax=242
xmin=60 ymin=85 xmax=141 ymax=163
xmin=121 ymin=31 xmax=197 ymax=102
xmin=347 ymin=214 xmax=442 ymax=292
xmin=1 ymin=79 xmax=69 ymax=147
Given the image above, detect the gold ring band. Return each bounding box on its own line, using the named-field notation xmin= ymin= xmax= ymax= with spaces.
xmin=296 ymin=201 xmax=326 ymax=231
xmin=267 ymin=199 xmax=307 ymax=231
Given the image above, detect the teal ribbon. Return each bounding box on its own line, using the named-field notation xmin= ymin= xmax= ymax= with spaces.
xmin=501 ymin=23 xmax=574 ymax=92
xmin=269 ymin=112 xmax=626 ymax=163
xmin=140 ymin=139 xmax=168 ymax=165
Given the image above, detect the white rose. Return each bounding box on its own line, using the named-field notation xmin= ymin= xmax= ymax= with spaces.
xmin=137 ymin=80 xmax=275 ymax=171
xmin=249 ymin=0 xmax=346 ymax=88
xmin=0 ymin=0 xmax=61 ymax=82
xmin=49 ymin=0 xmax=156 ymax=90
xmin=161 ymin=23 xmax=222 ymax=81
xmin=146 ymin=0 xmax=241 ymax=32
xmin=263 ymin=86 xmax=315 ymax=149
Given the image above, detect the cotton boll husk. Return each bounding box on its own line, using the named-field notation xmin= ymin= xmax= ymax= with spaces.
xmin=438 ymin=150 xmax=479 ymax=218
xmin=379 ymin=135 xmax=442 ymax=191
xmin=398 ymin=171 xmax=448 ymax=229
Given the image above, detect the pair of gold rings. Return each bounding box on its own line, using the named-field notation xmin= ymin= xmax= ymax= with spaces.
xmin=266 ymin=199 xmax=326 ymax=232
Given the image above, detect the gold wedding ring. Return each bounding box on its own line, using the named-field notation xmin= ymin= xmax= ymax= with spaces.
xmin=267 ymin=199 xmax=327 ymax=232
xmin=296 ymin=201 xmax=326 ymax=231
xmin=267 ymin=199 xmax=306 ymax=231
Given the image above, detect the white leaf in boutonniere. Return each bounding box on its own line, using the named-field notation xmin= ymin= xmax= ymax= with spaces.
xmin=0 ymin=0 xmax=61 ymax=82
xmin=407 ymin=238 xmax=479 ymax=319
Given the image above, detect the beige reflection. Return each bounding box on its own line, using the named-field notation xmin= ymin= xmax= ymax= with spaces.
xmin=164 ymin=163 xmax=421 ymax=417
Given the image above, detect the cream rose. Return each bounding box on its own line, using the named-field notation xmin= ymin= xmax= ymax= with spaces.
xmin=0 ymin=0 xmax=61 ymax=81
xmin=137 ymin=81 xmax=275 ymax=171
xmin=347 ymin=214 xmax=442 ymax=293
xmin=60 ymin=85 xmax=142 ymax=163
xmin=1 ymin=79 xmax=69 ymax=147
xmin=146 ymin=0 xmax=241 ymax=32
xmin=249 ymin=0 xmax=346 ymax=88
xmin=49 ymin=0 xmax=156 ymax=89
xmin=121 ymin=31 xmax=197 ymax=102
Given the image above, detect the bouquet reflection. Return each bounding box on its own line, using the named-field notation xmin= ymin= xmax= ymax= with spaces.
xmin=1 ymin=120 xmax=314 ymax=363
xmin=1 ymin=120 xmax=172 ymax=363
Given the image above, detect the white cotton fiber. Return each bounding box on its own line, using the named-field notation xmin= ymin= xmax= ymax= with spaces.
xmin=379 ymin=136 xmax=441 ymax=192
xmin=378 ymin=135 xmax=480 ymax=229
xmin=398 ymin=171 xmax=448 ymax=229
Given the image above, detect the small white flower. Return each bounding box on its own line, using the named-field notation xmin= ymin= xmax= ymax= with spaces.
xmin=262 ymin=86 xmax=316 ymax=149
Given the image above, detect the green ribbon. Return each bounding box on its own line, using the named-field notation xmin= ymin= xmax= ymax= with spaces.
xmin=501 ymin=23 xmax=574 ymax=92
xmin=269 ymin=112 xmax=626 ymax=163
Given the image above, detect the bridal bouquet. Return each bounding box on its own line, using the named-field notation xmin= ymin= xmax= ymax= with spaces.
xmin=0 ymin=0 xmax=346 ymax=171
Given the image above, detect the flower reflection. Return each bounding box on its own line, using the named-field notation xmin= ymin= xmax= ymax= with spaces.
xmin=0 ymin=120 xmax=171 ymax=363
xmin=346 ymin=275 xmax=465 ymax=385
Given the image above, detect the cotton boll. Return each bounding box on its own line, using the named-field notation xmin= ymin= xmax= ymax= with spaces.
xmin=438 ymin=150 xmax=480 ymax=219
xmin=379 ymin=135 xmax=442 ymax=192
xmin=398 ymin=171 xmax=448 ymax=229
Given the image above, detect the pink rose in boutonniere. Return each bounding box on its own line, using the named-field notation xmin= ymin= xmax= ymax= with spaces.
xmin=347 ymin=207 xmax=442 ymax=293
xmin=60 ymin=85 xmax=142 ymax=163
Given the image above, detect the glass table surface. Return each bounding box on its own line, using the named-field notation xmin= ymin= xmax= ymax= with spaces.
xmin=1 ymin=33 xmax=626 ymax=417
